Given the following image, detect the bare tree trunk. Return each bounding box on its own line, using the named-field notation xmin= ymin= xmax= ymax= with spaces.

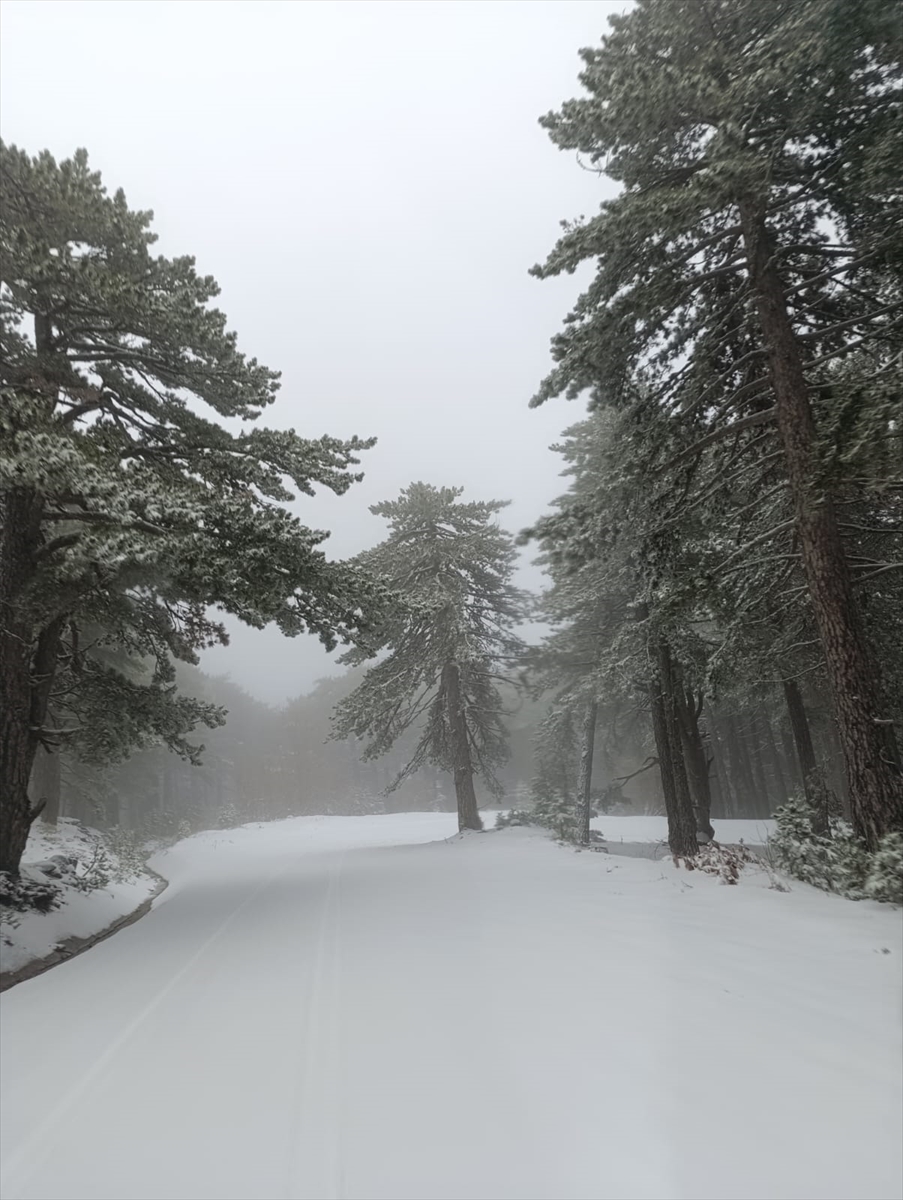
xmin=576 ymin=698 xmax=598 ymax=846
xmin=442 ymin=660 xmax=482 ymax=831
xmin=740 ymin=204 xmax=903 ymax=850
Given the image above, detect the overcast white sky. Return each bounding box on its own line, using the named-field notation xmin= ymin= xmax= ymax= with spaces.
xmin=1 ymin=0 xmax=625 ymax=704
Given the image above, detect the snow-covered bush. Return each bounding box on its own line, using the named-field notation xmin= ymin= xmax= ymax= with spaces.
xmin=530 ymin=789 xmax=579 ymax=841
xmin=73 ymin=842 xmax=113 ymax=892
xmin=494 ymin=809 xmax=533 ymax=829
xmin=693 ymin=842 xmax=760 ymax=885
xmin=216 ymin=802 xmax=241 ymax=829
xmin=141 ymin=808 xmax=184 ymax=844
xmin=104 ymin=826 xmax=150 ymax=881
xmin=0 ymin=869 xmax=63 ymax=915
xmin=770 ymin=795 xmax=876 ymax=900
xmin=864 ymin=832 xmax=903 ymax=905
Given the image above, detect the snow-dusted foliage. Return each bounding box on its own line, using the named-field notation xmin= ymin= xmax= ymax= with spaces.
xmin=0 ymin=144 xmax=384 ymax=874
xmin=0 ymin=870 xmax=63 ymax=916
xmin=332 ymin=483 xmax=526 ymax=831
xmin=493 ymin=809 xmax=533 ymax=830
xmin=864 ymin=833 xmax=903 ymax=906
xmin=693 ymin=842 xmax=760 ymax=885
xmin=0 ymin=818 xmax=152 ymax=932
xmin=527 ymin=706 xmax=580 ymax=841
xmin=530 ymin=0 xmax=903 ymax=850
xmin=768 ymin=795 xmax=900 ymax=901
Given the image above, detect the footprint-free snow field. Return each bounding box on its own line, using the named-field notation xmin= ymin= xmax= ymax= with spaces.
xmin=1 ymin=814 xmax=900 ymax=1200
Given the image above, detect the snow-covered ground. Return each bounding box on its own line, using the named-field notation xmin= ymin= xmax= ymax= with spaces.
xmin=0 ymin=819 xmax=159 ymax=977
xmin=0 ymin=812 xmax=899 ymax=1200
xmin=595 ymin=813 xmax=775 ymax=846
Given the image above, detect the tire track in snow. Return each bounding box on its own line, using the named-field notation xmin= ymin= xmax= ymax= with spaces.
xmin=283 ymin=851 xmax=346 ymax=1200
xmin=0 ymin=864 xmax=291 ymax=1199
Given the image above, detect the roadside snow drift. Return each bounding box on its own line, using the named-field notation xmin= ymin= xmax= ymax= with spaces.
xmin=0 ymin=819 xmax=158 ymax=978
xmin=0 ymin=813 xmax=900 ymax=1200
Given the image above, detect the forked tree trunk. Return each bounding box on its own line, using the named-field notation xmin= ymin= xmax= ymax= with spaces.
xmin=576 ymin=698 xmax=598 ymax=846
xmin=442 ymin=660 xmax=482 ymax=832
xmin=740 ymin=204 xmax=903 ymax=850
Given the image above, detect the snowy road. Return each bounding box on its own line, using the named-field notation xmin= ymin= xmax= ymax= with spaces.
xmin=1 ymin=814 xmax=901 ymax=1200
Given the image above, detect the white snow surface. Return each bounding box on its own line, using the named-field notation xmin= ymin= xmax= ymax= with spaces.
xmin=1 ymin=812 xmax=900 ymax=1200
xmin=0 ymin=819 xmax=158 ymax=975
xmin=594 ymin=813 xmax=775 ymax=846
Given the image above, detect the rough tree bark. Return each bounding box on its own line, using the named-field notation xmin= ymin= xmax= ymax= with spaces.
xmin=675 ymin=684 xmax=715 ymax=839
xmin=0 ymin=488 xmax=63 ymax=874
xmin=740 ymin=203 xmax=903 ymax=850
xmin=576 ymin=698 xmax=598 ymax=846
xmin=442 ymin=659 xmax=482 ymax=832
xmin=652 ymin=640 xmax=698 ymax=858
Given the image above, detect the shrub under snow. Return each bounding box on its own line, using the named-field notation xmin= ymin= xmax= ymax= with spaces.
xmin=770 ymin=795 xmax=900 ymax=903
xmin=864 ymin=832 xmax=903 ymax=905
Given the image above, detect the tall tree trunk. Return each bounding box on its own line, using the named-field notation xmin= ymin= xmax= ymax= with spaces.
xmin=783 ymin=679 xmax=831 ymax=833
xmin=654 ymin=641 xmax=698 ymax=858
xmin=576 ymin=698 xmax=598 ymax=846
xmin=740 ymin=204 xmax=903 ymax=850
xmin=442 ymin=660 xmax=482 ymax=831
xmin=0 ymin=488 xmax=59 ymax=874
xmin=675 ymin=685 xmax=715 ymax=839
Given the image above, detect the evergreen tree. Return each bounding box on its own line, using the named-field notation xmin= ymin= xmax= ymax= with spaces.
xmin=332 ymin=483 xmax=525 ymax=831
xmin=528 ymin=704 xmax=581 ymax=840
xmin=0 ymin=145 xmax=381 ymax=874
xmin=531 ymin=0 xmax=903 ymax=848
xmin=525 ymin=407 xmax=703 ymax=856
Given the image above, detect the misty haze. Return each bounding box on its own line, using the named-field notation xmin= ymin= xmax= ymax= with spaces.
xmin=1 ymin=2 xmax=901 ymax=1200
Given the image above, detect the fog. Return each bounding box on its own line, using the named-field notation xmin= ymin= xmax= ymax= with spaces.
xmin=0 ymin=0 xmax=625 ymax=704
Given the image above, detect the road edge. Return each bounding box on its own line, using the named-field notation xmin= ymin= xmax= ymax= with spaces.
xmin=0 ymin=868 xmax=169 ymax=994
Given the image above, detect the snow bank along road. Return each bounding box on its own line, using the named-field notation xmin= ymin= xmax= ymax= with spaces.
xmin=1 ymin=814 xmax=900 ymax=1200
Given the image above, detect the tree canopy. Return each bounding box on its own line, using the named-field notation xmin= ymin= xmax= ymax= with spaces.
xmin=0 ymin=144 xmax=382 ymax=872
xmin=333 ymin=483 xmax=525 ymax=831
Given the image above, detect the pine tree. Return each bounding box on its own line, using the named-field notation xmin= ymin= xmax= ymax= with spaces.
xmin=525 ymin=407 xmax=704 ymax=856
xmin=332 ymin=483 xmax=525 ymax=831
xmin=528 ymin=704 xmax=581 ymax=840
xmin=0 ymin=145 xmax=381 ymax=874
xmin=531 ymin=0 xmax=903 ymax=848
